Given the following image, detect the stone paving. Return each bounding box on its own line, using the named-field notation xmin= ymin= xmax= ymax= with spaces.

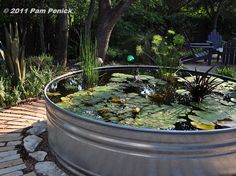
xmin=0 ymin=99 xmax=67 ymax=176
xmin=183 ymin=59 xmax=221 ymax=73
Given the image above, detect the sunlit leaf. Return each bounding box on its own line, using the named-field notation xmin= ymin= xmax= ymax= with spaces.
xmin=191 ymin=122 xmax=215 ymax=130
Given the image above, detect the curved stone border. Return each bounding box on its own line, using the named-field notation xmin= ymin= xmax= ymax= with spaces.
xmin=0 ymin=100 xmax=68 ymax=176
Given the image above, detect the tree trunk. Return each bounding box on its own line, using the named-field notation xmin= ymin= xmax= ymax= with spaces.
xmin=205 ymin=0 xmax=225 ymax=31
xmin=55 ymin=0 xmax=69 ymax=67
xmin=96 ymin=0 xmax=133 ymax=61
xmin=96 ymin=16 xmax=115 ymax=60
xmin=85 ymin=0 xmax=96 ymax=35
xmin=212 ymin=2 xmax=223 ymax=31
xmin=39 ymin=15 xmax=46 ymax=53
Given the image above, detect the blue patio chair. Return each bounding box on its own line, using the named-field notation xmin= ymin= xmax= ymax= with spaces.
xmin=207 ymin=30 xmax=223 ymax=61
xmin=207 ymin=30 xmax=223 ymax=50
xmin=181 ymin=32 xmax=214 ymax=65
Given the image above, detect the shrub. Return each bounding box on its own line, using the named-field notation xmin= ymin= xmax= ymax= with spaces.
xmin=4 ymin=87 xmax=21 ymax=106
xmin=0 ymin=78 xmax=5 ymax=106
xmin=19 ymin=66 xmax=54 ymax=98
xmin=0 ymin=54 xmax=64 ymax=108
xmin=217 ymin=67 xmax=236 ymax=78
xmin=107 ymin=47 xmax=123 ymax=60
xmin=0 ymin=76 xmax=22 ymax=107
xmin=27 ymin=54 xmax=53 ymax=70
xmin=136 ymin=30 xmax=186 ymax=67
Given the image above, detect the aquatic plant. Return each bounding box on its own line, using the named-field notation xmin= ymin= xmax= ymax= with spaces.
xmin=149 ymin=85 xmax=176 ymax=105
xmin=180 ymin=67 xmax=223 ymax=102
xmin=55 ymin=70 xmax=236 ymax=130
xmin=190 ymin=95 xmax=236 ymax=130
xmin=80 ymin=32 xmax=98 ymax=89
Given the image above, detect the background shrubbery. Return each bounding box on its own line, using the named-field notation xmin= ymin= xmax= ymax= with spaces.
xmin=0 ymin=54 xmax=63 ymax=107
xmin=0 ymin=0 xmax=235 ymax=107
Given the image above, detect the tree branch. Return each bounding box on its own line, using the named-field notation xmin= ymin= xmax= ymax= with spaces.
xmin=167 ymin=0 xmax=194 ymax=13
xmin=85 ymin=0 xmax=96 ymax=34
xmin=109 ymin=0 xmax=133 ymax=24
xmin=99 ymin=0 xmax=111 ymax=11
xmin=216 ymin=0 xmax=225 ymax=13
xmin=204 ymin=2 xmax=213 ymax=19
xmin=209 ymin=0 xmax=216 ymax=14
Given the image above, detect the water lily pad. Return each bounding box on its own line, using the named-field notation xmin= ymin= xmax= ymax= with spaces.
xmin=120 ymin=104 xmax=188 ymax=130
xmin=47 ymin=92 xmax=61 ymax=96
xmin=176 ymin=89 xmax=190 ymax=95
xmin=139 ymin=75 xmax=155 ymax=80
xmin=112 ymin=73 xmax=134 ymax=79
xmin=191 ymin=122 xmax=215 ymax=130
xmin=110 ymin=77 xmax=127 ymax=83
xmin=56 ymin=71 xmax=236 ymax=131
xmin=189 ymin=96 xmax=236 ymax=129
xmin=231 ymin=98 xmax=236 ymax=103
xmin=154 ymin=79 xmax=168 ymax=85
xmin=178 ymin=76 xmax=195 ymax=82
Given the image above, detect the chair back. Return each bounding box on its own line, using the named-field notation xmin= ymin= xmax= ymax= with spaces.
xmin=222 ymin=38 xmax=236 ymax=65
xmin=208 ymin=30 xmax=222 ymax=49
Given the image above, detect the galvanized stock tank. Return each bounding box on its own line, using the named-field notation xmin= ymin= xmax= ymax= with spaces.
xmin=44 ymin=65 xmax=236 ymax=176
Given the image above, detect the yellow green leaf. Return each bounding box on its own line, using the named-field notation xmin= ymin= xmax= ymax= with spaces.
xmin=191 ymin=122 xmax=215 ymax=130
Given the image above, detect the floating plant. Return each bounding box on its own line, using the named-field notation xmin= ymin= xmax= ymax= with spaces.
xmin=53 ymin=69 xmax=236 ymax=131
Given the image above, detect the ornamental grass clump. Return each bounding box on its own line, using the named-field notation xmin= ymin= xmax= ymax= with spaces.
xmin=80 ymin=33 xmax=99 ymax=89
xmin=181 ymin=67 xmax=223 ymax=102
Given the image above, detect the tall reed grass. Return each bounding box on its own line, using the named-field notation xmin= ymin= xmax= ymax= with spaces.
xmin=80 ymin=32 xmax=99 ymax=89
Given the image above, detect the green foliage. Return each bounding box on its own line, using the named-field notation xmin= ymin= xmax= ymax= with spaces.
xmin=149 ymin=85 xmax=176 ymax=105
xmin=27 ymin=54 xmax=53 ymax=70
xmin=80 ymin=32 xmax=99 ymax=89
xmin=4 ymin=87 xmax=21 ymax=106
xmin=57 ymin=72 xmax=189 ymax=130
xmin=0 ymin=76 xmax=21 ymax=107
xmin=217 ymin=67 xmax=236 ymax=78
xmin=190 ymin=95 xmax=236 ymax=130
xmin=4 ymin=23 xmax=26 ymax=87
xmin=67 ymin=0 xmax=92 ymax=25
xmin=107 ymin=47 xmax=123 ymax=60
xmin=19 ymin=66 xmax=54 ymax=98
xmin=173 ymin=34 xmax=185 ymax=45
xmin=121 ymin=104 xmax=187 ymax=130
xmin=56 ymin=71 xmax=236 ymax=130
xmin=0 ymin=54 xmax=63 ymax=108
xmin=137 ymin=30 xmax=186 ymax=67
xmin=0 ymin=78 xmax=5 ymax=106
